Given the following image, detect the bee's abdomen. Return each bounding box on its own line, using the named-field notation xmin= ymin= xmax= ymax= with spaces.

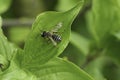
xmin=52 ymin=35 xmax=61 ymax=42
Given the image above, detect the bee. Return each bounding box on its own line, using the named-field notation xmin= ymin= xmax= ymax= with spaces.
xmin=41 ymin=22 xmax=62 ymax=46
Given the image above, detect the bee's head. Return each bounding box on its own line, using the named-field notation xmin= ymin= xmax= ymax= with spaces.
xmin=41 ymin=31 xmax=47 ymax=37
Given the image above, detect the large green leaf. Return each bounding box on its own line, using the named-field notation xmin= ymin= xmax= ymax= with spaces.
xmin=21 ymin=1 xmax=84 ymax=67
xmin=0 ymin=0 xmax=12 ymax=14
xmin=1 ymin=57 xmax=94 ymax=80
xmin=86 ymin=0 xmax=120 ymax=47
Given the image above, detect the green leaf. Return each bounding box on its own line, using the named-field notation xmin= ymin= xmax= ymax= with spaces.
xmin=27 ymin=58 xmax=95 ymax=80
xmin=70 ymin=31 xmax=90 ymax=55
xmin=110 ymin=32 xmax=120 ymax=65
xmin=102 ymin=59 xmax=120 ymax=80
xmin=84 ymin=57 xmax=107 ymax=80
xmin=86 ymin=0 xmax=120 ymax=47
xmin=0 ymin=59 xmax=36 ymax=80
xmin=3 ymin=57 xmax=94 ymax=80
xmin=21 ymin=1 xmax=84 ymax=67
xmin=105 ymin=36 xmax=120 ymax=66
xmin=86 ymin=0 xmax=120 ymax=67
xmin=0 ymin=17 xmax=16 ymax=71
xmin=0 ymin=0 xmax=12 ymax=14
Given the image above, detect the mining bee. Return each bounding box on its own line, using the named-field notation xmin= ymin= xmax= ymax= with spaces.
xmin=41 ymin=22 xmax=62 ymax=46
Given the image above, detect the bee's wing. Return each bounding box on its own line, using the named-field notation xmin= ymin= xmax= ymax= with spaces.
xmin=51 ymin=22 xmax=63 ymax=32
xmin=48 ymin=37 xmax=57 ymax=46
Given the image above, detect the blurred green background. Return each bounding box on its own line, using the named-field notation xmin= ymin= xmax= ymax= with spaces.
xmin=0 ymin=0 xmax=120 ymax=80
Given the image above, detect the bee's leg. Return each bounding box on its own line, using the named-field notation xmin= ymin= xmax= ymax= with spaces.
xmin=43 ymin=37 xmax=50 ymax=44
xmin=52 ymin=31 xmax=58 ymax=33
xmin=49 ymin=37 xmax=57 ymax=46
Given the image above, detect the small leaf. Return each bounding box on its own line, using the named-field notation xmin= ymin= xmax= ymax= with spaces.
xmin=21 ymin=1 xmax=84 ymax=67
xmin=70 ymin=31 xmax=90 ymax=55
xmin=0 ymin=0 xmax=12 ymax=14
